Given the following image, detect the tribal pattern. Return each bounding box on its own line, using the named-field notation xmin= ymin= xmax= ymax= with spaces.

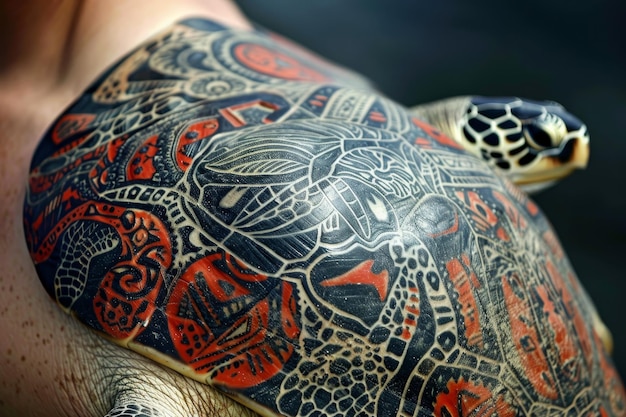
xmin=24 ymin=18 xmax=625 ymax=417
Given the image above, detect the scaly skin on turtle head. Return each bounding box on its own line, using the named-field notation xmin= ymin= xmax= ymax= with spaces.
xmin=411 ymin=96 xmax=590 ymax=193
xmin=23 ymin=18 xmax=624 ymax=417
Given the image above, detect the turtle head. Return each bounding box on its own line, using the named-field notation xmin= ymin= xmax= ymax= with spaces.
xmin=459 ymin=97 xmax=590 ymax=192
xmin=411 ymin=96 xmax=590 ymax=193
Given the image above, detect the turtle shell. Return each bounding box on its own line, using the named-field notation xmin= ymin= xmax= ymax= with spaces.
xmin=23 ymin=18 xmax=625 ymax=417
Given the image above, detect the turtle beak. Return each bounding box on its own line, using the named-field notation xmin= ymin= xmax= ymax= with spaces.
xmin=568 ymin=129 xmax=590 ymax=169
xmin=514 ymin=128 xmax=590 ymax=193
xmin=550 ymin=128 xmax=590 ymax=170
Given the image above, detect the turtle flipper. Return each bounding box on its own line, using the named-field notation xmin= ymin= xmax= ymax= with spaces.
xmin=410 ymin=96 xmax=590 ymax=192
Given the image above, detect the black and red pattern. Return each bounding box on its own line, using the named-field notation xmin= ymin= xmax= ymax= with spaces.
xmin=166 ymin=250 xmax=299 ymax=388
xmin=24 ymin=18 xmax=625 ymax=417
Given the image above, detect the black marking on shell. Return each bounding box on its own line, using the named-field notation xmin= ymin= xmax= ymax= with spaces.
xmin=478 ymin=108 xmax=507 ymax=119
xmin=463 ymin=126 xmax=477 ymax=143
xmin=518 ymin=152 xmax=538 ymax=166
xmin=468 ymin=117 xmax=490 ymax=133
xmin=483 ymin=133 xmax=500 ymax=147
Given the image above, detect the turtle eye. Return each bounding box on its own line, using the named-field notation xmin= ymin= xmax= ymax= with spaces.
xmin=524 ymin=123 xmax=553 ymax=149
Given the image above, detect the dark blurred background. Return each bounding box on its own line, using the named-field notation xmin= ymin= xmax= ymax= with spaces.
xmin=235 ymin=0 xmax=626 ymax=379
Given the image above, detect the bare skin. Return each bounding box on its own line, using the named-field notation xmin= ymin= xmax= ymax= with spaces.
xmin=0 ymin=2 xmax=262 ymax=416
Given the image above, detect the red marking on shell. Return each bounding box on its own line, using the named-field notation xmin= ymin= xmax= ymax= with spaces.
xmin=502 ymin=273 xmax=558 ymax=400
xmin=90 ymin=205 xmax=172 ymax=339
xmin=595 ymin=330 xmax=626 ymax=415
xmin=542 ymin=229 xmax=565 ymax=260
xmin=28 ymin=135 xmax=126 ymax=194
xmin=219 ymin=100 xmax=280 ymax=128
xmin=492 ymin=190 xmax=527 ymax=232
xmin=88 ymin=136 xmax=128 ymax=190
xmin=176 ymin=119 xmax=219 ymax=170
xmin=233 ymin=43 xmax=328 ymax=82
xmin=447 ymin=256 xmax=483 ymax=349
xmin=320 ymin=260 xmax=389 ymax=302
xmin=433 ymin=377 xmax=517 ymax=417
xmin=31 ymin=202 xmax=104 ymax=263
xmin=127 ymin=135 xmax=159 ymax=180
xmin=496 ymin=227 xmax=510 ymax=241
xmin=51 ymin=114 xmax=96 ymax=145
xmin=535 ymin=284 xmax=579 ymax=372
xmin=31 ymin=201 xmax=172 ymax=339
xmin=456 ymin=191 xmax=498 ymax=232
xmin=428 ymin=211 xmax=459 ymax=238
xmin=167 ymin=252 xmax=299 ymax=389
xmin=414 ymin=137 xmax=433 ymax=148
xmin=368 ymin=111 xmax=387 ymax=123
xmin=412 ymin=117 xmax=463 ymax=150
xmin=401 ymin=286 xmax=420 ymax=341
xmin=544 ymin=259 xmax=592 ymax=368
xmin=406 ymin=305 xmax=419 ymax=316
xmin=526 ymin=200 xmax=539 ymax=216
xmin=404 ymin=318 xmax=416 ymax=327
xmin=281 ymin=281 xmax=300 ymax=340
xmin=61 ymin=187 xmax=81 ymax=209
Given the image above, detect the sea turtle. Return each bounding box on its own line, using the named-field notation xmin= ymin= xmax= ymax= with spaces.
xmin=23 ymin=18 xmax=624 ymax=417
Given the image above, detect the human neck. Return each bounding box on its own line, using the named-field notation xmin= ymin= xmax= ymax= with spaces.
xmin=0 ymin=0 xmax=251 ymax=101
xmin=0 ymin=1 xmax=81 ymax=93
